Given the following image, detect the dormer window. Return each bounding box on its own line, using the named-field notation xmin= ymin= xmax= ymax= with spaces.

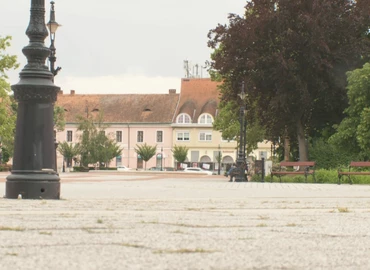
xmin=198 ymin=113 xmax=213 ymax=124
xmin=177 ymin=113 xmax=191 ymax=124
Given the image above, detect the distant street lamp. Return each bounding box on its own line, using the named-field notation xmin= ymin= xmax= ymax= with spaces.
xmin=47 ymin=1 xmax=61 ymax=77
xmin=47 ymin=1 xmax=61 ymax=174
xmin=235 ymin=81 xmax=247 ymax=182
xmin=217 ymin=144 xmax=221 ymax=175
xmin=160 ymin=147 xmax=163 ymax=171
xmin=6 ymin=0 xmax=61 ymax=199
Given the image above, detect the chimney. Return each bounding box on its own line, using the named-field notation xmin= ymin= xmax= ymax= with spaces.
xmin=169 ymin=89 xmax=176 ymax=94
xmin=70 ymin=90 xmax=75 ymax=95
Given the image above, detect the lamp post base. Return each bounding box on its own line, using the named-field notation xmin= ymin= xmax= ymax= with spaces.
xmin=6 ymin=171 xmax=60 ymax=199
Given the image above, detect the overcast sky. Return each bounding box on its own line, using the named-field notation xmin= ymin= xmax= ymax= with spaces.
xmin=1 ymin=1 xmax=245 ymax=94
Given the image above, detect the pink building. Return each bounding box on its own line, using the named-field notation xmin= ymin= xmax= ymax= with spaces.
xmin=55 ymin=89 xmax=179 ymax=170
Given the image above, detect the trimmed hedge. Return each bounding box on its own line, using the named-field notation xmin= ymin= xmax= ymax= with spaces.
xmin=73 ymin=167 xmax=89 ymax=172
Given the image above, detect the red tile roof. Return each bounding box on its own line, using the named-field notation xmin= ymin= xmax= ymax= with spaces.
xmin=174 ymin=78 xmax=221 ymax=123
xmin=56 ymin=91 xmax=179 ymax=123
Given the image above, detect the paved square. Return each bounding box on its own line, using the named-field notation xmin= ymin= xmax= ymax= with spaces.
xmin=1 ymin=171 xmax=370 ymax=269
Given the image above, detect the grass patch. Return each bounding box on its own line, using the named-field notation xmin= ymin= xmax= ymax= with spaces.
xmin=172 ymin=229 xmax=186 ymax=234
xmin=0 ymin=226 xmax=25 ymax=231
xmin=256 ymin=223 xmax=267 ymax=227
xmin=39 ymin=231 xmax=52 ymax=235
xmin=286 ymin=223 xmax=297 ymax=227
xmin=5 ymin=252 xmax=18 ymax=256
xmin=258 ymin=215 xmax=270 ymax=220
xmin=97 ymin=218 xmax=103 ymax=224
xmin=338 ymin=207 xmax=350 ymax=213
xmin=120 ymin=243 xmax=145 ymax=248
xmin=154 ymin=248 xmax=216 ymax=254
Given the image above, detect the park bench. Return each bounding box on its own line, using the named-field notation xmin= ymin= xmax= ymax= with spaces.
xmin=271 ymin=161 xmax=316 ymax=183
xmin=338 ymin=161 xmax=370 ymax=185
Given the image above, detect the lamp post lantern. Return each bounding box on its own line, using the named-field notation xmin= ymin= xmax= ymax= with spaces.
xmin=235 ymin=81 xmax=247 ymax=182
xmin=47 ymin=1 xmax=61 ymax=77
xmin=5 ymin=0 xmax=61 ymax=199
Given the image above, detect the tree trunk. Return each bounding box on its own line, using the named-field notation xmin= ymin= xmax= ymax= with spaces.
xmin=284 ymin=136 xmax=290 ymax=161
xmin=297 ymin=119 xmax=308 ymax=162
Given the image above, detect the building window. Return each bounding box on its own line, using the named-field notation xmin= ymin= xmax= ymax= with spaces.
xmin=177 ymin=131 xmax=190 ymax=141
xmin=116 ymin=131 xmax=122 ymax=142
xmin=199 ymin=131 xmax=212 ymax=141
xmin=137 ymin=131 xmax=144 ymax=142
xmin=177 ymin=113 xmax=191 ymax=124
xmin=67 ymin=130 xmax=73 ymax=142
xmin=156 ymin=131 xmax=163 ymax=143
xmin=198 ymin=114 xmax=213 ymax=124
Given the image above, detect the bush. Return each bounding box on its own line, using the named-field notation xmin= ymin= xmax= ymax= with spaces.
xmin=73 ymin=166 xmax=89 ymax=172
xmin=99 ymin=167 xmax=116 ymax=170
xmin=0 ymin=164 xmax=11 ymax=172
xmin=309 ymin=138 xmax=357 ymax=169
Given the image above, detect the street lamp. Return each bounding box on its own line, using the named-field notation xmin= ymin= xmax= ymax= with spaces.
xmin=6 ymin=0 xmax=61 ymax=199
xmin=160 ymin=147 xmax=163 ymax=171
xmin=235 ymin=81 xmax=247 ymax=182
xmin=217 ymin=144 xmax=221 ymax=175
xmin=47 ymin=1 xmax=61 ymax=77
xmin=47 ymin=1 xmax=61 ymax=174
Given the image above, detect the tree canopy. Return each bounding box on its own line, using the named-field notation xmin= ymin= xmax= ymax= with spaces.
xmin=172 ymin=145 xmax=189 ymax=164
xmin=0 ymin=36 xmax=19 ymax=161
xmin=329 ymin=63 xmax=370 ymax=160
xmin=135 ymin=143 xmax=157 ymax=170
xmin=76 ymin=112 xmax=122 ymax=167
xmin=208 ymin=0 xmax=370 ymax=161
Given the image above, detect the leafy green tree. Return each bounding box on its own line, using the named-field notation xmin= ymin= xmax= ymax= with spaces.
xmin=213 ymin=99 xmax=265 ymax=154
xmin=54 ymin=105 xmax=66 ymax=132
xmin=0 ymin=36 xmax=19 ymax=160
xmin=172 ymin=145 xmax=189 ymax=165
xmin=58 ymin=142 xmax=81 ymax=168
xmin=135 ymin=143 xmax=157 ymax=170
xmin=90 ymin=131 xmax=123 ymax=167
xmin=208 ymin=0 xmax=370 ymax=161
xmin=76 ymin=112 xmax=122 ymax=167
xmin=329 ymin=63 xmax=370 ymax=160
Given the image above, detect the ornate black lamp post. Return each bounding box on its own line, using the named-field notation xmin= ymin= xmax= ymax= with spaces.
xmin=235 ymin=81 xmax=247 ymax=182
xmin=6 ymin=0 xmax=61 ymax=199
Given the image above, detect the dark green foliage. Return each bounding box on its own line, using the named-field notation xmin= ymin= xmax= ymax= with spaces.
xmin=72 ymin=166 xmax=89 ymax=172
xmin=308 ymin=138 xmax=356 ymax=169
xmin=208 ymin=0 xmax=370 ymax=161
xmin=329 ymin=63 xmax=370 ymax=160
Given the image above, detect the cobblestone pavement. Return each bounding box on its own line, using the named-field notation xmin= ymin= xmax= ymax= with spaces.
xmin=1 ymin=171 xmax=370 ymax=270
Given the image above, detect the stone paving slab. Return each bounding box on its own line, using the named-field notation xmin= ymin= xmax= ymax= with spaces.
xmin=1 ymin=172 xmax=370 ymax=270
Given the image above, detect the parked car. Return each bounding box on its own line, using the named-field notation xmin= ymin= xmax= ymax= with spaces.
xmin=148 ymin=167 xmax=176 ymax=171
xmin=148 ymin=167 xmax=161 ymax=171
xmin=183 ymin=167 xmax=215 ymax=175
xmin=117 ymin=165 xmax=132 ymax=171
